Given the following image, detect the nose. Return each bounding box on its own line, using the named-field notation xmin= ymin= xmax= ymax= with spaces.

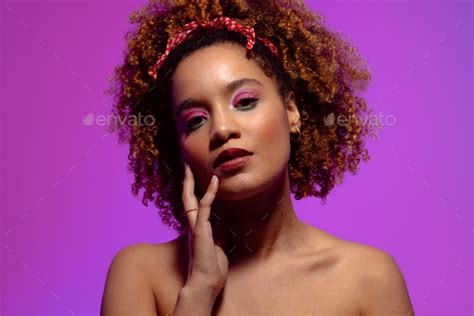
xmin=209 ymin=105 xmax=241 ymax=148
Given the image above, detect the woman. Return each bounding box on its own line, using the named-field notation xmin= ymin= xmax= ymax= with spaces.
xmin=101 ymin=0 xmax=414 ymax=315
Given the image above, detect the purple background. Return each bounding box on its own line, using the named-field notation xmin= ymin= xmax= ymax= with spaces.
xmin=1 ymin=0 xmax=472 ymax=315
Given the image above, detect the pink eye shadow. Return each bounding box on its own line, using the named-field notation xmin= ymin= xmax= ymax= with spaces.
xmin=232 ymin=90 xmax=259 ymax=105
xmin=182 ymin=111 xmax=206 ymax=122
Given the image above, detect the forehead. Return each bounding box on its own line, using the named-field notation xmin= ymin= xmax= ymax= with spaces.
xmin=170 ymin=42 xmax=275 ymax=106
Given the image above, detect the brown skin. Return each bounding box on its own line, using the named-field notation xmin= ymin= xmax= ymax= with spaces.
xmin=107 ymin=0 xmax=378 ymax=235
xmin=101 ymin=43 xmax=414 ymax=315
xmin=101 ymin=233 xmax=414 ymax=315
xmin=170 ymin=43 xmax=304 ymax=258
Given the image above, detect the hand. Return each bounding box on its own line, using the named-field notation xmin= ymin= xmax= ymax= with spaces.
xmin=181 ymin=162 xmax=229 ymax=298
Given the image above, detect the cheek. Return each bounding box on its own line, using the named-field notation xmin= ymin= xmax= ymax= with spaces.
xmin=245 ymin=106 xmax=291 ymax=171
xmin=248 ymin=112 xmax=291 ymax=183
xmin=181 ymin=140 xmax=206 ymax=167
xmin=252 ymin=106 xmax=289 ymax=146
xmin=180 ymin=139 xmax=210 ymax=189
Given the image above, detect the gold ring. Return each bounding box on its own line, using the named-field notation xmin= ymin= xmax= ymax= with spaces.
xmin=184 ymin=208 xmax=198 ymax=215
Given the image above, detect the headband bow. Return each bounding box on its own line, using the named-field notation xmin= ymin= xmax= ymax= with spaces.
xmin=148 ymin=16 xmax=279 ymax=80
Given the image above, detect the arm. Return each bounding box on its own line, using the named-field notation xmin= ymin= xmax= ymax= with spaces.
xmin=101 ymin=244 xmax=157 ymax=316
xmin=359 ymin=251 xmax=414 ymax=315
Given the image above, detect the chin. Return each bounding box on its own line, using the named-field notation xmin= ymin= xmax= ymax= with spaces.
xmin=216 ymin=189 xmax=257 ymax=201
xmin=215 ymin=172 xmax=275 ymax=201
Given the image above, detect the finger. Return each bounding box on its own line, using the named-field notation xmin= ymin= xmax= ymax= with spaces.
xmin=182 ymin=162 xmax=199 ymax=230
xmin=192 ymin=175 xmax=221 ymax=272
xmin=196 ymin=174 xmax=219 ymax=226
xmin=186 ymin=225 xmax=194 ymax=277
xmin=192 ymin=220 xmax=219 ymax=271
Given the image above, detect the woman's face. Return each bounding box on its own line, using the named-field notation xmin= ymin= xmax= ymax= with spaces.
xmin=170 ymin=42 xmax=300 ymax=200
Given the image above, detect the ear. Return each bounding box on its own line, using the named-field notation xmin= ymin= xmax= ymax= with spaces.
xmin=285 ymin=91 xmax=301 ymax=133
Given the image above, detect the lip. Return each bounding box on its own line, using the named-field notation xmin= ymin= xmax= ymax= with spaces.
xmin=214 ymin=147 xmax=253 ymax=169
xmin=217 ymin=155 xmax=252 ymax=173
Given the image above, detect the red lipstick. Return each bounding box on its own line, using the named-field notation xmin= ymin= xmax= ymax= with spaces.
xmin=214 ymin=148 xmax=253 ymax=171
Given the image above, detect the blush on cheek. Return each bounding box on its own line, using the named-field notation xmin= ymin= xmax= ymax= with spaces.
xmin=257 ymin=109 xmax=288 ymax=140
xmin=182 ymin=153 xmax=209 ymax=191
xmin=255 ymin=108 xmax=291 ymax=163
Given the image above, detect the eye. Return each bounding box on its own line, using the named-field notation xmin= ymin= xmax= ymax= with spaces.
xmin=234 ymin=97 xmax=259 ymax=110
xmin=185 ymin=116 xmax=206 ymax=133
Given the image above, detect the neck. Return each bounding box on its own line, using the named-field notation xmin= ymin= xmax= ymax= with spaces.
xmin=211 ymin=168 xmax=306 ymax=265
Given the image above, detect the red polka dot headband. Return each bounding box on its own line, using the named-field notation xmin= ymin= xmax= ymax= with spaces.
xmin=147 ymin=16 xmax=280 ymax=80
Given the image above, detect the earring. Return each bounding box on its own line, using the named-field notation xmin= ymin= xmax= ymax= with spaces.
xmin=290 ymin=127 xmax=301 ymax=142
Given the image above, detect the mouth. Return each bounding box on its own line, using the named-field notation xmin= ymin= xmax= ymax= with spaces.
xmin=214 ymin=147 xmax=253 ymax=169
xmin=216 ymin=155 xmax=253 ymax=173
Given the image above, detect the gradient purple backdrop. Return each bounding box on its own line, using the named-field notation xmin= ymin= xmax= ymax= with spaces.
xmin=1 ymin=0 xmax=472 ymax=315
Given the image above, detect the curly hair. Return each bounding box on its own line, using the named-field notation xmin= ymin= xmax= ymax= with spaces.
xmin=105 ymin=0 xmax=378 ymax=235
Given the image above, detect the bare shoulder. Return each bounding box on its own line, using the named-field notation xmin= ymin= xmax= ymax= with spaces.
xmin=349 ymin=242 xmax=414 ymax=315
xmin=105 ymin=241 xmax=176 ymax=276
xmin=101 ymin=243 xmax=159 ymax=315
xmin=101 ymin=239 xmax=186 ymax=316
xmin=121 ymin=237 xmax=187 ymax=287
xmin=309 ymin=228 xmax=414 ymax=315
xmin=307 ymin=226 xmax=406 ymax=275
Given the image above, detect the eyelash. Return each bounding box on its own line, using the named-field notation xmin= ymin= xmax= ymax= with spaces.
xmin=184 ymin=97 xmax=259 ymax=133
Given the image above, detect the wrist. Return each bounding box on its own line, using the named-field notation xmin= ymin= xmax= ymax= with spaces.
xmin=180 ymin=284 xmax=219 ymax=303
xmin=173 ymin=285 xmax=218 ymax=316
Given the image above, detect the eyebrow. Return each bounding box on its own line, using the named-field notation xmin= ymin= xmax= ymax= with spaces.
xmin=175 ymin=78 xmax=263 ymax=116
